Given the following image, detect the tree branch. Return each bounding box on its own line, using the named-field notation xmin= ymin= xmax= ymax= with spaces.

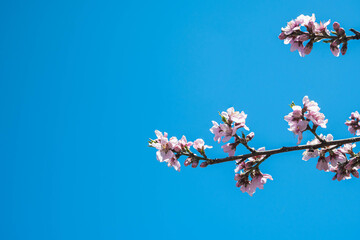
xmin=191 ymin=136 xmax=360 ymax=165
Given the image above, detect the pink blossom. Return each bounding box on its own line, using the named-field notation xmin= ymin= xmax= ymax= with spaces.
xmin=167 ymin=155 xmax=181 ymax=172
xmin=221 ymin=107 xmax=249 ymax=130
xmin=339 ymin=143 xmax=356 ymax=155
xmin=220 ymin=123 xmax=240 ymax=142
xmin=316 ymin=156 xmax=330 ymax=171
xmin=314 ymin=20 xmax=331 ymax=35
xmin=151 ymin=130 xmax=175 ymax=161
xmin=330 ymin=40 xmax=340 ymax=57
xmin=345 ymin=111 xmax=360 ymax=135
xmin=288 ymin=120 xmax=308 ymax=144
xmin=290 ymin=39 xmax=305 ymax=57
xmin=156 ymin=150 xmax=175 ymax=163
xmin=284 ymin=105 xmax=303 ymax=122
xmin=302 ymin=96 xmax=320 ymax=112
xmin=240 ymin=172 xmax=273 ymax=196
xmin=250 ymin=173 xmax=273 ymax=191
xmin=281 ymin=19 xmax=301 ymax=35
xmin=234 ymin=161 xmax=245 ymax=173
xmin=193 ymin=139 xmax=212 ymax=152
xmin=324 ymin=133 xmax=333 ymax=142
xmin=344 ymin=158 xmax=360 ymax=178
xmin=151 ymin=130 xmax=181 ymax=171
xmin=296 ymin=14 xmax=316 ymax=27
xmin=173 ymin=135 xmax=193 ymax=152
xmin=305 ymin=111 xmax=328 ymax=128
xmin=302 ymin=138 xmax=321 ymax=161
xmin=284 ymin=103 xmax=308 ymax=143
xmin=222 ymin=143 xmax=236 ymax=156
xmin=330 ymin=165 xmax=352 ymax=181
xmin=240 ymin=184 xmax=254 ymax=196
xmin=210 ymin=121 xmax=222 ymax=143
xmin=302 ymin=96 xmax=328 ymax=128
xmin=326 ymin=149 xmax=347 ymax=167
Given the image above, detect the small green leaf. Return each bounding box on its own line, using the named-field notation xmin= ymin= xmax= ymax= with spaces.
xmin=289 ymin=101 xmax=295 ymax=108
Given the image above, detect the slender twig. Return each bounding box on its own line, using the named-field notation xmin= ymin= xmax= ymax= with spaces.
xmin=182 ymin=136 xmax=360 ymax=165
xmin=308 ymin=125 xmax=326 ymax=143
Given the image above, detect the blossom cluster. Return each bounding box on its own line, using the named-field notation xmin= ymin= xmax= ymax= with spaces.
xmin=345 ymin=111 xmax=360 ymax=135
xmin=279 ymin=14 xmax=349 ymax=57
xmin=284 ymin=96 xmax=327 ymax=144
xmin=149 ymin=97 xmax=360 ymax=196
xmin=302 ymin=134 xmax=359 ymax=180
xmin=233 ymin=147 xmax=273 ymax=196
xmin=210 ymin=107 xmax=251 ymax=157
xmin=234 ymin=170 xmax=273 ymax=196
xmin=149 ymin=130 xmax=212 ymax=171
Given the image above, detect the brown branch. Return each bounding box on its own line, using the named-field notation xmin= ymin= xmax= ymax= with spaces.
xmin=192 ymin=136 xmax=360 ymax=165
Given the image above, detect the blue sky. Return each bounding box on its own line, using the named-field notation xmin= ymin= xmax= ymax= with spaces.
xmin=1 ymin=0 xmax=360 ymax=239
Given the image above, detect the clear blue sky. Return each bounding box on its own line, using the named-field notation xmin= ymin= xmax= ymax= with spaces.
xmin=1 ymin=0 xmax=360 ymax=239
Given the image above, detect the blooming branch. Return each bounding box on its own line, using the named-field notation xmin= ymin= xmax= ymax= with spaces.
xmin=149 ymin=96 xmax=360 ymax=196
xmin=279 ymin=14 xmax=360 ymax=57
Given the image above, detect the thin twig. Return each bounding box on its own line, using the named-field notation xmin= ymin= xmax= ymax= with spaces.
xmin=185 ymin=136 xmax=360 ymax=165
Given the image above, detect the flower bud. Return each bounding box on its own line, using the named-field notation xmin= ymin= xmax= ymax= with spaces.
xmin=345 ymin=160 xmax=354 ymax=170
xmin=191 ymin=161 xmax=199 ymax=168
xmin=303 ymin=41 xmax=313 ymax=55
xmin=278 ymin=32 xmax=286 ymax=40
xmin=245 ymin=132 xmax=255 ymax=142
xmin=200 ymin=162 xmax=208 ymax=168
xmin=306 ymin=21 xmax=314 ymax=33
xmin=184 ymin=158 xmax=191 ymax=166
xmin=333 ymin=22 xmax=340 ymax=31
xmin=234 ymin=173 xmax=241 ymax=181
xmin=338 ymin=28 xmax=345 ymax=36
xmin=331 ymin=39 xmax=341 ymax=47
xmin=351 ymin=170 xmax=359 ymax=178
xmin=235 ymin=181 xmax=241 ymax=188
xmin=341 ymin=42 xmax=348 ymax=55
xmin=332 ymin=174 xmax=337 ymax=181
xmin=297 ymin=34 xmax=309 ymax=42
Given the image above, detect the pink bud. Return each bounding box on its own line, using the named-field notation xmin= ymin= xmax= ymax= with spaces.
xmin=306 ymin=21 xmax=315 ymax=33
xmin=246 ymin=132 xmax=255 ymax=142
xmin=331 ymin=39 xmax=341 ymax=47
xmin=338 ymin=28 xmax=345 ymax=36
xmin=351 ymin=170 xmax=359 ymax=178
xmin=297 ymin=34 xmax=309 ymax=42
xmin=234 ymin=173 xmax=241 ymax=181
xmin=341 ymin=42 xmax=347 ymax=55
xmin=184 ymin=158 xmax=191 ymax=166
xmin=332 ymin=174 xmax=337 ymax=181
xmin=191 ymin=161 xmax=199 ymax=168
xmin=345 ymin=162 xmax=353 ymax=170
xmin=235 ymin=181 xmax=241 ymax=188
xmin=200 ymin=162 xmax=208 ymax=168
xmin=303 ymin=41 xmax=313 ymax=55
xmin=333 ymin=22 xmax=340 ymax=31
xmin=278 ymin=32 xmax=286 ymax=40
